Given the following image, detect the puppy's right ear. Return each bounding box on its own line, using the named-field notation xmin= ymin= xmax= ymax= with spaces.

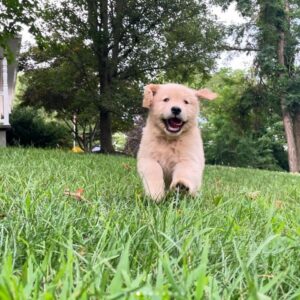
xmin=143 ymin=84 xmax=159 ymax=108
xmin=195 ymin=88 xmax=218 ymax=101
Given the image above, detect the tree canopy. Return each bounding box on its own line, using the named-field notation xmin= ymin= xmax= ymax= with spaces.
xmin=203 ymin=69 xmax=288 ymax=170
xmin=0 ymin=0 xmax=39 ymax=61
xmin=211 ymin=0 xmax=300 ymax=172
xmin=16 ymin=0 xmax=223 ymax=152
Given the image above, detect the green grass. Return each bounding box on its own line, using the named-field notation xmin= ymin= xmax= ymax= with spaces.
xmin=1 ymin=148 xmax=300 ymax=299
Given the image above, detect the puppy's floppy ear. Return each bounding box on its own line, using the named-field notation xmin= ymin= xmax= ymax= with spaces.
xmin=195 ymin=88 xmax=218 ymax=101
xmin=143 ymin=84 xmax=159 ymax=108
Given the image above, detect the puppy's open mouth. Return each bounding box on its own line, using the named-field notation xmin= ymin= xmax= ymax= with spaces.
xmin=163 ymin=117 xmax=185 ymax=133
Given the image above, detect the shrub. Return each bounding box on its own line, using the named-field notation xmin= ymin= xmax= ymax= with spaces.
xmin=7 ymin=106 xmax=71 ymax=148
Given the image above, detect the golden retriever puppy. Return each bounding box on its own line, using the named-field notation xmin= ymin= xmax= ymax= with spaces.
xmin=137 ymin=83 xmax=217 ymax=202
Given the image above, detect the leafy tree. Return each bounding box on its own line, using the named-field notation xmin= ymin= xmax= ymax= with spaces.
xmin=19 ymin=39 xmax=101 ymax=151
xmin=24 ymin=0 xmax=222 ymax=153
xmin=212 ymin=0 xmax=300 ymax=172
xmin=19 ymin=38 xmax=144 ymax=151
xmin=202 ymin=69 xmax=288 ymax=170
xmin=0 ymin=0 xmax=39 ymax=61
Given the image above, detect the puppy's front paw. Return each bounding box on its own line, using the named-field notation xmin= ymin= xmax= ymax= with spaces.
xmin=175 ymin=182 xmax=189 ymax=192
xmin=170 ymin=179 xmax=192 ymax=194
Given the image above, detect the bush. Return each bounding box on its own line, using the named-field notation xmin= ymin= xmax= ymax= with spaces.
xmin=7 ymin=106 xmax=71 ymax=148
xmin=203 ymin=129 xmax=288 ymax=171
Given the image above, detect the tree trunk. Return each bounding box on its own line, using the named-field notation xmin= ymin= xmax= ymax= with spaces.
xmin=98 ymin=76 xmax=115 ymax=153
xmin=293 ymin=111 xmax=300 ymax=171
xmin=87 ymin=0 xmax=115 ymax=153
xmin=100 ymin=110 xmax=114 ymax=153
xmin=277 ymin=23 xmax=298 ymax=172
xmin=281 ymin=107 xmax=298 ymax=172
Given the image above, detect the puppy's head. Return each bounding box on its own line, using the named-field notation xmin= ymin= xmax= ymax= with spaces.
xmin=143 ymin=83 xmax=217 ymax=137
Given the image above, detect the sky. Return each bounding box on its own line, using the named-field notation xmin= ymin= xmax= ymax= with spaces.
xmin=213 ymin=3 xmax=254 ymax=70
xmin=21 ymin=3 xmax=254 ymax=70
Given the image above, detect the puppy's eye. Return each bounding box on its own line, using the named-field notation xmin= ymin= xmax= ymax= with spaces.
xmin=184 ymin=100 xmax=189 ymax=104
xmin=163 ymin=98 xmax=169 ymax=102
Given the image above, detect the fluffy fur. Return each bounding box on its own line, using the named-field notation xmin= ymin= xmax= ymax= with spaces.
xmin=137 ymin=83 xmax=217 ymax=202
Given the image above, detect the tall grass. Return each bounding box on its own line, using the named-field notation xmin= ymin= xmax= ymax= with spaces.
xmin=0 ymin=148 xmax=300 ymax=299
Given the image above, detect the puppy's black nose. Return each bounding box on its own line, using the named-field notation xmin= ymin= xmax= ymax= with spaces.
xmin=171 ymin=106 xmax=181 ymax=115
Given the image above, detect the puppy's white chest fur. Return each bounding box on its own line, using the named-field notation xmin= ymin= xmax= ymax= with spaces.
xmin=151 ymin=136 xmax=182 ymax=180
xmin=154 ymin=136 xmax=179 ymax=161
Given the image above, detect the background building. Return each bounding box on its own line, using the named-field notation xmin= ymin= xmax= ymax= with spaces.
xmin=0 ymin=37 xmax=21 ymax=146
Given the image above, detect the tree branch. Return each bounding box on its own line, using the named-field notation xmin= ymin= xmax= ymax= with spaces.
xmin=221 ymin=45 xmax=259 ymax=52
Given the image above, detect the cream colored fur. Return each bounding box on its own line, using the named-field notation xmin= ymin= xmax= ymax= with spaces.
xmin=137 ymin=83 xmax=217 ymax=202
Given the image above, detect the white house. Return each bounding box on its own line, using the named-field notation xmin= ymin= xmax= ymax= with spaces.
xmin=0 ymin=37 xmax=21 ymax=146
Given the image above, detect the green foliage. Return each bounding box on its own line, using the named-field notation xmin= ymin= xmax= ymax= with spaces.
xmin=203 ymin=69 xmax=288 ymax=170
xmin=214 ymin=0 xmax=300 ymax=110
xmin=286 ymin=70 xmax=300 ymax=112
xmin=112 ymin=132 xmax=126 ymax=152
xmin=18 ymin=44 xmax=102 ymax=151
xmin=212 ymin=0 xmax=300 ymax=172
xmin=160 ymin=2 xmax=221 ymax=82
xmin=255 ymin=0 xmax=291 ymax=87
xmin=211 ymin=0 xmax=256 ymax=16
xmin=17 ymin=0 xmax=223 ymax=152
xmin=20 ymin=40 xmax=99 ymax=118
xmin=1 ymin=148 xmax=300 ymax=298
xmin=0 ymin=0 xmax=39 ymax=62
xmin=7 ymin=106 xmax=71 ymax=148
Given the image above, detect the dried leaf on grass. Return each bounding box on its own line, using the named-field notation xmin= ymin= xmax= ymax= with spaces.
xmin=64 ymin=188 xmax=88 ymax=202
xmin=275 ymin=200 xmax=285 ymax=209
xmin=122 ymin=163 xmax=132 ymax=171
xmin=246 ymin=191 xmax=260 ymax=200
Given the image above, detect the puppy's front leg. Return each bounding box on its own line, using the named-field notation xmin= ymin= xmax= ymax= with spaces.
xmin=170 ymin=161 xmax=204 ymax=195
xmin=137 ymin=158 xmax=165 ymax=202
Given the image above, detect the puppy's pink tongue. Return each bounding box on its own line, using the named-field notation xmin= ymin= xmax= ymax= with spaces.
xmin=169 ymin=118 xmax=182 ymax=128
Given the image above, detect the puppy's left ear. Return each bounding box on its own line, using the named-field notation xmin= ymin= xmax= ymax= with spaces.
xmin=143 ymin=84 xmax=159 ymax=108
xmin=195 ymin=88 xmax=218 ymax=101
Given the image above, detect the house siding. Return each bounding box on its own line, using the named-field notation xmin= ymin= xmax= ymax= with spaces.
xmin=0 ymin=59 xmax=4 ymax=121
xmin=0 ymin=59 xmax=3 ymax=91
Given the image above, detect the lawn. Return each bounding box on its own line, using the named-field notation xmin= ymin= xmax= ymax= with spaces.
xmin=0 ymin=148 xmax=300 ymax=299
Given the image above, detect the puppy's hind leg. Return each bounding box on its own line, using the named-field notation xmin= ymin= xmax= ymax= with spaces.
xmin=138 ymin=158 xmax=165 ymax=202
